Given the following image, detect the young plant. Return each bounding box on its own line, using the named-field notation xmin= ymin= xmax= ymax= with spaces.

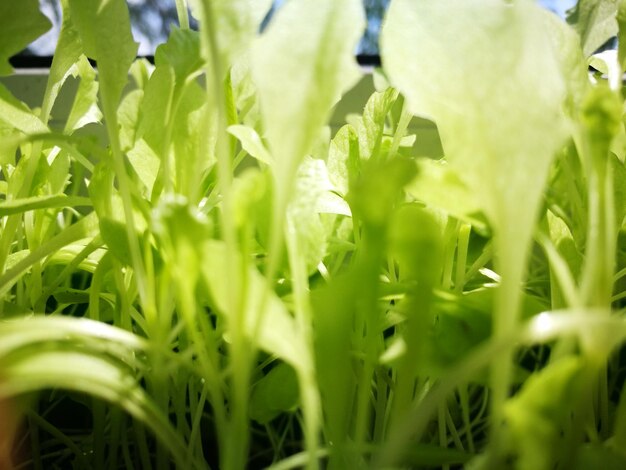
xmin=1 ymin=0 xmax=626 ymax=469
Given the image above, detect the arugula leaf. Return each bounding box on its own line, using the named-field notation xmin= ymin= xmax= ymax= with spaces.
xmin=0 ymin=1 xmax=51 ymax=76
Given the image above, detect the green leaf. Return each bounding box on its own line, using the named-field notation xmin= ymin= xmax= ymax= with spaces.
xmin=0 ymin=316 xmax=197 ymax=467
xmin=127 ymin=139 xmax=161 ymax=195
xmin=0 ymin=213 xmax=99 ymax=297
xmin=231 ymin=168 xmax=267 ymax=229
xmin=356 ymin=87 xmax=399 ymax=160
xmin=405 ymin=158 xmax=487 ymax=231
xmin=287 ymin=157 xmax=341 ymax=273
xmin=152 ymin=194 xmax=213 ymax=283
xmin=191 ymin=0 xmax=272 ymax=73
xmin=0 ymin=1 xmax=51 ymax=76
xmin=0 ymin=195 xmax=91 ymax=217
xmin=327 ymin=124 xmax=359 ymax=197
xmin=171 ymin=81 xmax=212 ymax=197
xmin=118 ymin=89 xmax=144 ymax=152
xmin=89 ymin=164 xmax=148 ymax=265
xmin=389 ymin=204 xmax=443 ymax=285
xmin=155 ymin=27 xmax=203 ymax=85
xmin=382 ymin=0 xmax=567 ymax=237
xmin=228 ymin=124 xmax=272 ymax=165
xmin=0 ymin=83 xmax=48 ymax=134
xmin=40 ymin=0 xmax=83 ymax=122
xmin=68 ymin=0 xmax=138 ymax=111
xmin=64 ymin=56 xmax=102 ymax=133
xmin=126 ymin=66 xmax=174 ymax=194
xmin=503 ymin=357 xmax=585 ymax=470
xmin=567 ymin=0 xmax=619 ymax=57
xmin=202 ymin=240 xmax=310 ymax=371
xmin=382 ymin=0 xmax=569 ymax=332
xmin=251 ymin=0 xmax=365 ymax=186
xmin=249 ymin=362 xmax=299 ymax=424
xmin=618 ymin=1 xmax=626 ymax=71
xmin=349 ymin=157 xmax=417 ymax=231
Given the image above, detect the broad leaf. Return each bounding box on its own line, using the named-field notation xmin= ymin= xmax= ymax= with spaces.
xmin=251 ymin=0 xmax=365 ymax=187
xmin=382 ymin=0 xmax=569 ymax=330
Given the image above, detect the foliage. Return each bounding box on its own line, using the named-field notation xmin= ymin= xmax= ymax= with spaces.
xmin=1 ymin=0 xmax=626 ymax=469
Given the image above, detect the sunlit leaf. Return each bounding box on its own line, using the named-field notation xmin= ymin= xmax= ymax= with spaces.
xmin=0 ymin=1 xmax=51 ymax=76
xmin=251 ymin=0 xmax=365 ymax=188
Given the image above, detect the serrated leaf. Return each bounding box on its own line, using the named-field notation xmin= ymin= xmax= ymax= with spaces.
xmin=0 ymin=1 xmax=51 ymax=76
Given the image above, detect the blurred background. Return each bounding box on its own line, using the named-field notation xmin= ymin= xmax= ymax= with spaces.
xmin=21 ymin=0 xmax=580 ymax=59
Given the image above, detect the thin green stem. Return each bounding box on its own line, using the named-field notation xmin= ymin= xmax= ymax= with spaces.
xmin=175 ymin=0 xmax=190 ymax=30
xmin=285 ymin=222 xmax=320 ymax=470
